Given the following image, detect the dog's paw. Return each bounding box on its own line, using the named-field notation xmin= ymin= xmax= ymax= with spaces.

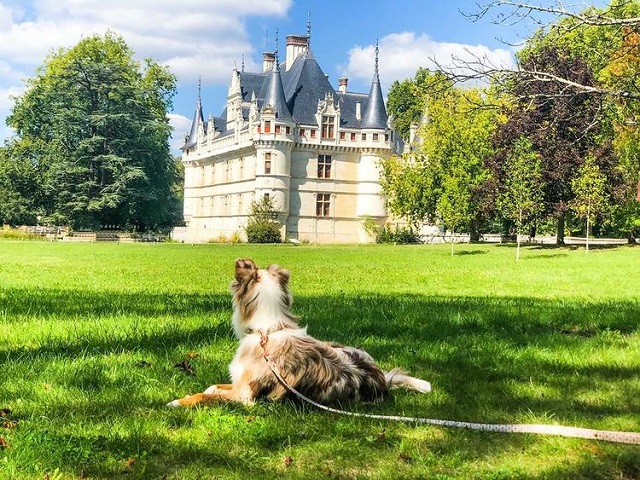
xmin=415 ymin=380 xmax=432 ymax=393
xmin=166 ymin=399 xmax=182 ymax=408
xmin=203 ymin=385 xmax=218 ymax=394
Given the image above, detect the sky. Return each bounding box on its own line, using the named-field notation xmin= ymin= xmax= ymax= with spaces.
xmin=0 ymin=0 xmax=540 ymax=154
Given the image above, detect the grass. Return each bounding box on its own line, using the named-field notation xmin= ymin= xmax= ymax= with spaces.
xmin=0 ymin=241 xmax=638 ymax=479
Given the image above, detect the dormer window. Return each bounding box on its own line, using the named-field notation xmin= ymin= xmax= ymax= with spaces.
xmin=321 ymin=115 xmax=335 ymax=139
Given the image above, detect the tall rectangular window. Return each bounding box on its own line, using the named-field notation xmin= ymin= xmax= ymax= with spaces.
xmin=316 ymin=193 xmax=331 ymax=217
xmin=321 ymin=115 xmax=334 ymax=139
xmin=317 ymin=154 xmax=332 ymax=179
xmin=264 ymin=120 xmax=271 ymax=133
xmin=264 ymin=152 xmax=272 ymax=174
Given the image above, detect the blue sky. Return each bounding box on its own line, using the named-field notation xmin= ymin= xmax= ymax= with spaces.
xmin=0 ymin=0 xmax=538 ymax=153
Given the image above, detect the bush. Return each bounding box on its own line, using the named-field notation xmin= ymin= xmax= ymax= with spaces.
xmin=245 ymin=196 xmax=282 ymax=243
xmin=376 ymin=224 xmax=421 ymax=244
xmin=246 ymin=221 xmax=281 ymax=243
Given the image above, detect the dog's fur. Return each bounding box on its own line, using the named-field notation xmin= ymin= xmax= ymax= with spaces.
xmin=167 ymin=258 xmax=431 ymax=407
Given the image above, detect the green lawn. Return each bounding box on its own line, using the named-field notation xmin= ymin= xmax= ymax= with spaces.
xmin=0 ymin=241 xmax=638 ymax=479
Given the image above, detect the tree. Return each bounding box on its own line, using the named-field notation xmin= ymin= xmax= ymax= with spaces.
xmin=488 ymin=43 xmax=618 ymax=244
xmin=5 ymin=31 xmax=180 ymax=230
xmin=382 ymin=83 xmax=499 ymax=248
xmin=245 ymin=196 xmax=282 ymax=243
xmin=570 ymin=156 xmax=609 ymax=252
xmin=459 ymin=1 xmax=640 ymax=102
xmin=497 ymin=136 xmax=544 ymax=259
xmin=387 ymin=68 xmax=451 ymax=140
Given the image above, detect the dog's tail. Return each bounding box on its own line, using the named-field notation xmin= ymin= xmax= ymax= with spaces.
xmin=385 ymin=368 xmax=431 ymax=393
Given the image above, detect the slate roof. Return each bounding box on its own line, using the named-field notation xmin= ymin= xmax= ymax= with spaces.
xmin=182 ymin=47 xmax=388 ymax=145
xmin=181 ymin=96 xmax=205 ymax=150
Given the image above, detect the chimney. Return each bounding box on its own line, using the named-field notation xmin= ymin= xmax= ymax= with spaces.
xmin=355 ymin=102 xmax=361 ymax=121
xmin=286 ymin=34 xmax=308 ymax=71
xmin=338 ymin=76 xmax=348 ymax=93
xmin=262 ymin=52 xmax=275 ymax=72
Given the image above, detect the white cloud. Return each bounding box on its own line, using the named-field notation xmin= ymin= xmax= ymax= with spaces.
xmin=343 ymin=32 xmax=516 ymax=88
xmin=168 ymin=113 xmax=192 ymax=153
xmin=0 ymin=0 xmax=292 ymax=78
xmin=0 ymin=0 xmax=292 ymax=146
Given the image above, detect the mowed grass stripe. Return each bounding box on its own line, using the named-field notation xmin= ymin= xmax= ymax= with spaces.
xmin=0 ymin=241 xmax=638 ymax=479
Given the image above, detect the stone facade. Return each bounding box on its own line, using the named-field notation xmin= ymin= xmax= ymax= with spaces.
xmin=173 ymin=34 xmax=402 ymax=243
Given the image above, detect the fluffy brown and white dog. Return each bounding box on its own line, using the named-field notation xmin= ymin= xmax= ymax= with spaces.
xmin=167 ymin=258 xmax=431 ymax=407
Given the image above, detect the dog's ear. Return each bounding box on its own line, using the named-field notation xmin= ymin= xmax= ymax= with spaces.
xmin=268 ymin=264 xmax=290 ymax=287
xmin=235 ymin=258 xmax=258 ymax=282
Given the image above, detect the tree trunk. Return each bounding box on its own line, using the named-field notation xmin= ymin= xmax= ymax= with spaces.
xmin=556 ymin=212 xmax=565 ymax=245
xmin=450 ymin=230 xmax=455 ymax=256
xmin=470 ymin=217 xmax=481 ymax=243
xmin=586 ymin=212 xmax=590 ymax=254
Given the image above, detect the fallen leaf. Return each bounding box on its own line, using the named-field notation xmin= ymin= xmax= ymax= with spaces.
xmin=0 ymin=436 xmax=9 ymax=449
xmin=185 ymin=351 xmax=199 ymax=359
xmin=399 ymin=452 xmax=412 ymax=463
xmin=174 ymin=360 xmax=195 ymax=375
xmin=123 ymin=458 xmax=136 ymax=470
xmin=1 ymin=421 xmax=17 ymax=429
xmin=376 ymin=429 xmax=386 ymax=441
xmin=0 ymin=408 xmax=12 ymax=418
xmin=284 ymin=456 xmax=293 ymax=467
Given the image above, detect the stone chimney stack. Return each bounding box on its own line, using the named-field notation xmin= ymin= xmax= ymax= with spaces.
xmin=286 ymin=34 xmax=309 ymax=71
xmin=338 ymin=76 xmax=348 ymax=93
xmin=262 ymin=52 xmax=275 ymax=72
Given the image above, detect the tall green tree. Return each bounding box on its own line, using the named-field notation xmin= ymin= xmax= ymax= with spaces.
xmin=5 ymin=31 xmax=180 ymax=230
xmin=570 ymin=156 xmax=610 ymax=252
xmin=497 ymin=137 xmax=544 ymax=260
xmin=382 ymin=84 xmax=500 ymax=246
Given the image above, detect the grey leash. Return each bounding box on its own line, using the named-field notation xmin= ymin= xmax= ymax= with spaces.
xmin=259 ymin=335 xmax=640 ymax=445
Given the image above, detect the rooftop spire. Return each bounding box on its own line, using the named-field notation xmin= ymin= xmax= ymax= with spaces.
xmin=361 ymin=39 xmax=388 ymax=129
xmin=181 ymin=78 xmax=205 ymax=150
xmin=374 ymin=37 xmax=379 ymax=81
xmin=306 ymin=12 xmax=311 ymax=53
xmin=275 ymin=28 xmax=280 ymax=71
xmin=262 ymin=28 xmax=293 ymax=122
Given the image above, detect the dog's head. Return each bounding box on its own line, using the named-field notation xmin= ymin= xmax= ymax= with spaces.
xmin=230 ymin=258 xmax=294 ymax=332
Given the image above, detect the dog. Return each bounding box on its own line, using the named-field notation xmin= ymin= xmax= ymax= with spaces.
xmin=167 ymin=258 xmax=431 ymax=407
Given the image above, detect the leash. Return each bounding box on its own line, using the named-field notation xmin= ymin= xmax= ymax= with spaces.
xmin=258 ymin=331 xmax=640 ymax=445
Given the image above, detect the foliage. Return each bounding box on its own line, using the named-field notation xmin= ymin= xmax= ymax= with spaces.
xmin=386 ymin=69 xmax=451 ymax=140
xmin=497 ymin=136 xmax=544 ymax=258
xmin=0 ymin=242 xmax=638 ymax=478
xmin=376 ymin=224 xmax=421 ymax=244
xmin=245 ymin=196 xmax=281 ymax=243
xmin=3 ymin=32 xmax=180 ymax=231
xmin=570 ymin=156 xmax=610 ymax=251
xmin=383 ymin=85 xmax=500 ymax=242
xmin=490 ymin=43 xmax=620 ymax=243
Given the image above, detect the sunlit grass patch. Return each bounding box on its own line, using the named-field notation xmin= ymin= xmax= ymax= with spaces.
xmin=0 ymin=241 xmax=638 ymax=478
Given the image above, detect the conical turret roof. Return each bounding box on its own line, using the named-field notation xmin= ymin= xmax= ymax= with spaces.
xmin=262 ymin=65 xmax=293 ymax=122
xmin=361 ymin=42 xmax=388 ymax=129
xmin=181 ymin=94 xmax=204 ymax=150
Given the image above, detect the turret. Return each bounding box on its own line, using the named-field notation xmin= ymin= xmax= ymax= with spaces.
xmin=361 ymin=41 xmax=388 ymax=130
xmin=181 ymin=80 xmax=205 ymax=151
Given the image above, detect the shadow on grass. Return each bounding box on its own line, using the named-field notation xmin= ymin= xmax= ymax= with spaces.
xmin=454 ymin=249 xmax=487 ymax=256
xmin=1 ymin=287 xmax=638 ymax=478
